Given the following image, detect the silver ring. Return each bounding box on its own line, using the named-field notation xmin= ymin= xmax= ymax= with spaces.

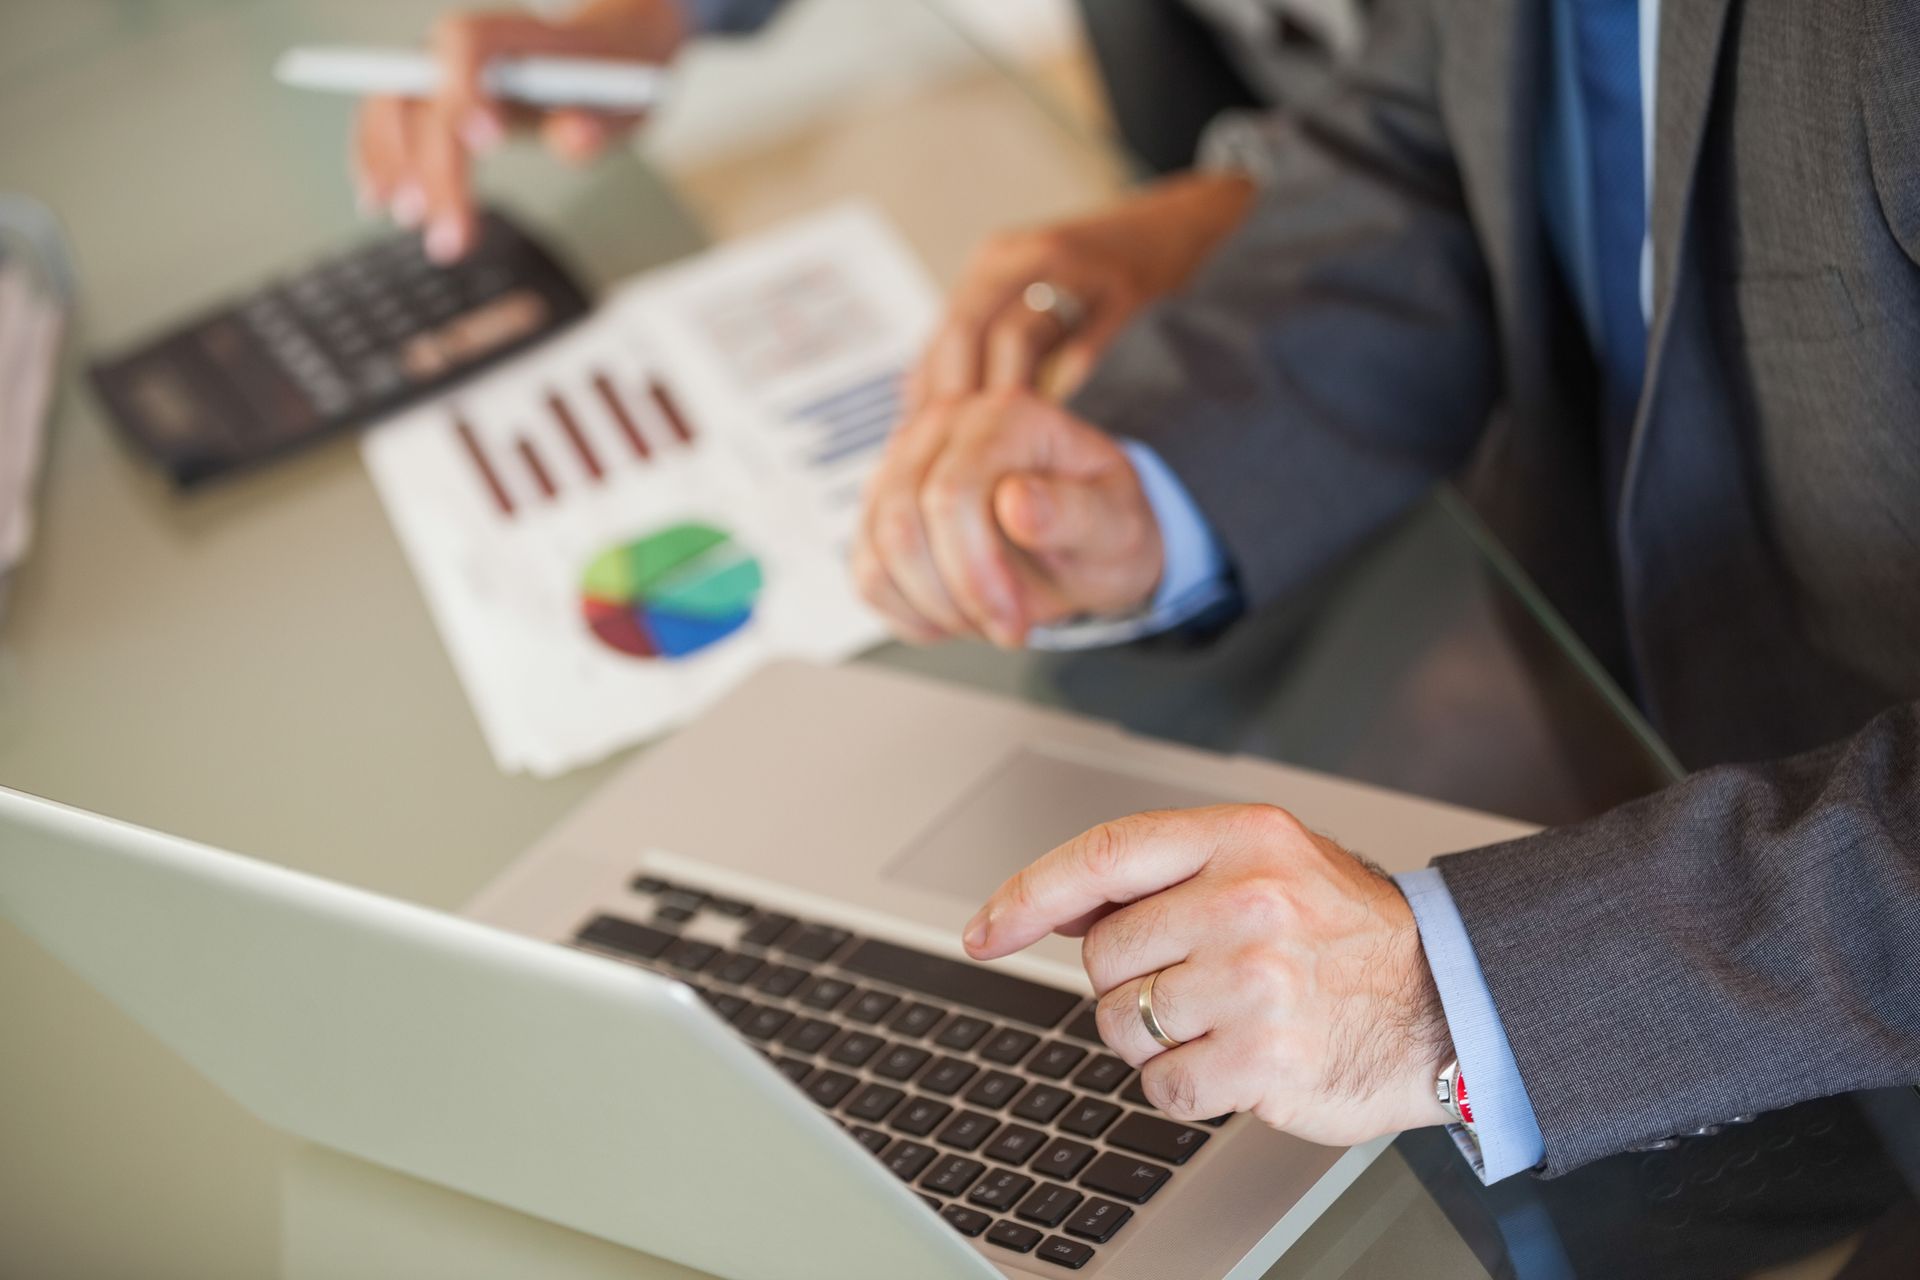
xmin=1137 ymin=969 xmax=1183 ymax=1050
xmin=1021 ymin=280 xmax=1087 ymax=335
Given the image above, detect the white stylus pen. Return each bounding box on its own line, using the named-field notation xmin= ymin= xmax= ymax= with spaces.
xmin=274 ymin=45 xmax=668 ymax=111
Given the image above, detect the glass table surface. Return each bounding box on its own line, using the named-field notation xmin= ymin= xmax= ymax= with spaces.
xmin=0 ymin=2 xmax=1913 ymax=1277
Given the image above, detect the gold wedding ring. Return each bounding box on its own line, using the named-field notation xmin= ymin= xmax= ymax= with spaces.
xmin=1021 ymin=280 xmax=1088 ymax=335
xmin=1137 ymin=968 xmax=1183 ymax=1050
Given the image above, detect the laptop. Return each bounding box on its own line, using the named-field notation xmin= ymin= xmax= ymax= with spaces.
xmin=0 ymin=660 xmax=1534 ymax=1278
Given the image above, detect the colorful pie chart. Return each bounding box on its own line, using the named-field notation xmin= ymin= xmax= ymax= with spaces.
xmin=580 ymin=522 xmax=763 ymax=660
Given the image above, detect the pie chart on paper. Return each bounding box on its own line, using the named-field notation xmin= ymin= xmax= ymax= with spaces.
xmin=580 ymin=522 xmax=764 ymax=660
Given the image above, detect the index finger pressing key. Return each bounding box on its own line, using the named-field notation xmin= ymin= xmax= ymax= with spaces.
xmin=962 ymin=811 xmax=1218 ymax=961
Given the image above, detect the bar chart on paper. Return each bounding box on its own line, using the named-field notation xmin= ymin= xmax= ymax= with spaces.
xmin=362 ymin=206 xmax=939 ymax=775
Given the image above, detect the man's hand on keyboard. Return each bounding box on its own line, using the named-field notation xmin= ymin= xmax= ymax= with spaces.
xmin=963 ymin=805 xmax=1456 ymax=1146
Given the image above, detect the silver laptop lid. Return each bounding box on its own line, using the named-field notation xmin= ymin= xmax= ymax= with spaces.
xmin=0 ymin=785 xmax=995 ymax=1280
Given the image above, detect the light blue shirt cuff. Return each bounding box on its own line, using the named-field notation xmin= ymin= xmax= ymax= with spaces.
xmin=1395 ymin=867 xmax=1546 ymax=1183
xmin=678 ymin=0 xmax=784 ymax=35
xmin=1028 ymin=440 xmax=1235 ymax=651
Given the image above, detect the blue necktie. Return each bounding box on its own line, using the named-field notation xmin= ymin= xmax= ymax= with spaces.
xmin=1575 ymin=0 xmax=1648 ymax=430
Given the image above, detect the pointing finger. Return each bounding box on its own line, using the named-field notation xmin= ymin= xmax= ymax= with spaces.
xmin=963 ymin=809 xmax=1221 ymax=959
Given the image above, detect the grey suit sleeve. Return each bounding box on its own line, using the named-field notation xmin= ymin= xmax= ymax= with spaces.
xmin=1435 ymin=702 xmax=1920 ymax=1176
xmin=1068 ymin=0 xmax=1498 ymax=610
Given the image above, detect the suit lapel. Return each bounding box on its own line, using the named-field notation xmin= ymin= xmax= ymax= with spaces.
xmin=1619 ymin=0 xmax=1734 ymax=526
xmin=1646 ymin=0 xmax=1735 ymax=332
xmin=1447 ymin=0 xmax=1551 ymax=404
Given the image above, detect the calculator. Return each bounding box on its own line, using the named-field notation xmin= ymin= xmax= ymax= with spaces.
xmin=90 ymin=209 xmax=592 ymax=487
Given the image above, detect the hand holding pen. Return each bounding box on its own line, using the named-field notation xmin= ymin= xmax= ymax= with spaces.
xmin=334 ymin=1 xmax=686 ymax=263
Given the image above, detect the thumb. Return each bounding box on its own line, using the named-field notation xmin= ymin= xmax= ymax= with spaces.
xmin=994 ymin=471 xmax=1122 ymax=556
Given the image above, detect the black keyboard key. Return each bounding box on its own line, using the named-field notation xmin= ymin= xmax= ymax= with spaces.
xmin=883 ymin=1139 xmax=937 ymax=1181
xmin=756 ymin=964 xmax=810 ymax=998
xmin=799 ymin=976 xmax=855 ymax=1011
xmin=1027 ymin=1041 xmax=1088 ymax=1079
xmin=967 ymin=1170 xmax=1035 ymax=1211
xmin=981 ymin=1028 xmax=1041 ymax=1065
xmin=936 ymin=1110 xmax=999 ymax=1151
xmin=940 ymin=1205 xmax=992 ymax=1237
xmin=1064 ymin=1005 xmax=1104 ymax=1044
xmin=920 ymin=1155 xmax=986 ymax=1197
xmin=707 ymin=992 xmax=748 ymax=1020
xmin=874 ymin=1044 xmax=932 ymax=1081
xmin=1120 ymin=1076 xmax=1152 ymax=1109
xmin=774 ymin=1055 xmax=812 ymax=1083
xmin=781 ymin=923 xmax=851 ymax=962
xmin=1032 ymin=1138 xmax=1097 ymax=1181
xmin=658 ymin=889 xmax=707 ymax=916
xmin=828 ymin=1031 xmax=884 ymax=1068
xmin=1080 ymin=1153 xmax=1170 ymax=1204
xmin=892 ymin=1096 xmax=953 ymax=1137
xmin=919 ymin=1057 xmax=979 ymax=1096
xmin=918 ymin=1193 xmax=941 ymax=1212
xmin=805 ymin=1070 xmax=858 ymax=1108
xmin=846 ymin=1083 xmax=906 ymax=1122
xmin=655 ymin=903 xmax=696 ymax=923
xmin=664 ymin=939 xmax=720 ymax=972
xmin=965 ymin=1070 xmax=1025 ymax=1110
xmin=779 ymin=1017 xmax=837 ymax=1055
xmin=982 ymin=1124 xmax=1048 ymax=1166
xmin=712 ymin=951 xmax=766 ymax=986
xmin=1035 ymin=1235 xmax=1096 ymax=1269
xmin=575 ymin=914 xmax=672 ymax=960
xmin=1071 ymin=1054 xmax=1130 ymax=1094
xmin=986 ymin=1220 xmax=1042 ymax=1254
xmin=1011 ymin=1084 xmax=1073 ymax=1125
xmin=850 ymin=1124 xmax=890 ymax=1154
xmin=1109 ymin=1112 xmax=1211 ymax=1165
xmin=736 ymin=1005 xmax=793 ymax=1041
xmin=630 ymin=875 xmax=670 ymax=895
xmin=889 ymin=1001 xmax=946 ymax=1038
xmin=846 ymin=989 xmax=901 ymax=1024
xmin=934 ymin=1015 xmax=993 ymax=1051
xmin=1059 ymin=1098 xmax=1122 ymax=1138
xmin=709 ymin=896 xmax=754 ymax=918
xmin=1063 ymin=1197 xmax=1132 ymax=1244
xmin=839 ymin=937 xmax=1079 ymax=1029
xmin=742 ymin=913 xmax=795 ymax=948
xmin=1016 ymin=1182 xmax=1083 ymax=1228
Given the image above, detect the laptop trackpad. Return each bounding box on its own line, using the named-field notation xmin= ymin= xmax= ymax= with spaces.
xmin=884 ymin=745 xmax=1236 ymax=902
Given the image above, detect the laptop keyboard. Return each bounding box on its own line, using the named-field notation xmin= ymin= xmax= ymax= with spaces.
xmin=569 ymin=875 xmax=1231 ymax=1270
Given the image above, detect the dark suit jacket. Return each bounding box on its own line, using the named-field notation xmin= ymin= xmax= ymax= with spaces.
xmin=1070 ymin=0 xmax=1920 ymax=1174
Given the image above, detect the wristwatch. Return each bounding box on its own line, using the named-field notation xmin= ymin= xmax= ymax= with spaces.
xmin=1435 ymin=1059 xmax=1476 ymax=1134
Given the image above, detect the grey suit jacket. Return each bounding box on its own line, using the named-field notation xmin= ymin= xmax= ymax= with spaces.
xmin=1070 ymin=0 xmax=1920 ymax=1174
